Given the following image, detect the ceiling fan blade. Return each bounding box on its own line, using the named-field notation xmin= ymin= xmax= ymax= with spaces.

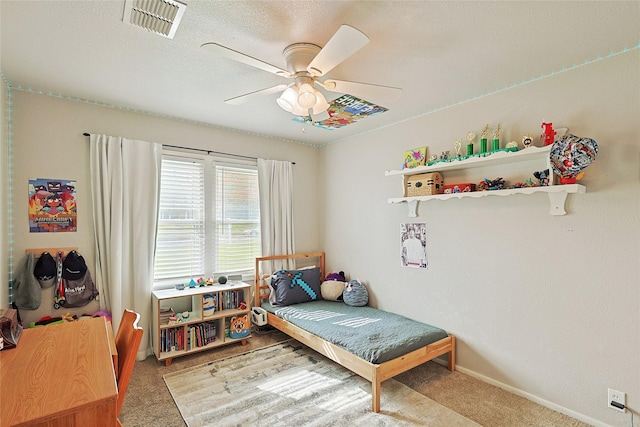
xmin=306 ymin=25 xmax=369 ymax=77
xmin=201 ymin=42 xmax=291 ymax=77
xmin=322 ymin=79 xmax=402 ymax=105
xmin=224 ymin=84 xmax=288 ymax=105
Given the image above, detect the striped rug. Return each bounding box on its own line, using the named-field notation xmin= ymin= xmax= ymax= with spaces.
xmin=163 ymin=341 xmax=479 ymax=427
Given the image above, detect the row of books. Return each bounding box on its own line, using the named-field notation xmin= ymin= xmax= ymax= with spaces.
xmin=160 ymin=320 xmax=218 ymax=352
xmin=188 ymin=321 xmax=217 ymax=349
xmin=220 ymin=290 xmax=244 ymax=310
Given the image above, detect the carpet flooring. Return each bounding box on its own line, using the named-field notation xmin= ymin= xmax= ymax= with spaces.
xmin=163 ymin=340 xmax=479 ymax=426
xmin=120 ymin=329 xmax=590 ymax=426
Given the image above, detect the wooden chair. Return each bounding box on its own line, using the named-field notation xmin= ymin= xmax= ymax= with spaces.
xmin=115 ymin=309 xmax=144 ymax=420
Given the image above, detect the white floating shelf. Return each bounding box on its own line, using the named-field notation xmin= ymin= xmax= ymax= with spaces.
xmin=388 ymin=184 xmax=586 ymax=217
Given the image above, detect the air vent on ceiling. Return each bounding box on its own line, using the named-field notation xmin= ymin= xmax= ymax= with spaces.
xmin=123 ymin=0 xmax=187 ymax=39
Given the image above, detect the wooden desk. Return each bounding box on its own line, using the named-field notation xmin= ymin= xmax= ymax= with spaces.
xmin=0 ymin=317 xmax=118 ymax=427
xmin=106 ymin=321 xmax=119 ymax=380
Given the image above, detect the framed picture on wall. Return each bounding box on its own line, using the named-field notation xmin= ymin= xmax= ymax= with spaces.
xmin=402 ymin=147 xmax=428 ymax=169
xmin=400 ymin=223 xmax=427 ymax=268
xmin=28 ymin=178 xmax=77 ymax=233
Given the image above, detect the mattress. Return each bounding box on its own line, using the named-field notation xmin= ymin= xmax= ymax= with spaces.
xmin=262 ymin=300 xmax=448 ymax=364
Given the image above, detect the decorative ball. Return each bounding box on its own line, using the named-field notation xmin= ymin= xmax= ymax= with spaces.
xmin=217 ymin=276 xmax=228 ymax=284
xmin=343 ymin=279 xmax=368 ymax=307
xmin=550 ymin=134 xmax=598 ymax=178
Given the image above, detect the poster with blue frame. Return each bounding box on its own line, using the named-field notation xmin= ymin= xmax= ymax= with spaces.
xmin=28 ymin=178 xmax=77 ymax=232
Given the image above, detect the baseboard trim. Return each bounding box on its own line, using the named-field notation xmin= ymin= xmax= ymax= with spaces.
xmin=452 ymin=364 xmax=607 ymax=427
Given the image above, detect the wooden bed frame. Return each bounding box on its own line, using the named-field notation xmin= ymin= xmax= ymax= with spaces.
xmin=254 ymin=252 xmax=456 ymax=413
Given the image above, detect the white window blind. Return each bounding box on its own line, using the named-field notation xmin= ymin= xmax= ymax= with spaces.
xmin=214 ymin=165 xmax=261 ymax=273
xmin=154 ymin=157 xmax=205 ymax=281
xmin=153 ymin=153 xmax=260 ymax=288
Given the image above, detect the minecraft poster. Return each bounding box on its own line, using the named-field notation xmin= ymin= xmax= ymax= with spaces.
xmin=28 ymin=178 xmax=77 ymax=232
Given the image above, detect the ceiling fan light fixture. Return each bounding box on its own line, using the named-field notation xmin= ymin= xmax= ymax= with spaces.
xmin=297 ymin=83 xmax=317 ymax=108
xmin=276 ymin=87 xmax=297 ymax=113
xmin=312 ymin=91 xmax=329 ymax=115
xmin=291 ymin=103 xmax=308 ymax=117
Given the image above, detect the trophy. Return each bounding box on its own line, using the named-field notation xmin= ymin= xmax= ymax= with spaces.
xmin=480 ymin=124 xmax=490 ymax=153
xmin=454 ymin=138 xmax=462 ymax=157
xmin=492 ymin=124 xmax=502 ymax=151
xmin=466 ymin=131 xmax=476 ymax=155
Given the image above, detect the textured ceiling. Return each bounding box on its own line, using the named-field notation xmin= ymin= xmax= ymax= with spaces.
xmin=1 ymin=1 xmax=639 ymax=146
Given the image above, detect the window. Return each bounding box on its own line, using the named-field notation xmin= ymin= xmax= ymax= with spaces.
xmin=153 ymin=153 xmax=260 ymax=288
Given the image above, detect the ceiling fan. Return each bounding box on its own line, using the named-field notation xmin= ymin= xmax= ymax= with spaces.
xmin=201 ymin=25 xmax=402 ymax=120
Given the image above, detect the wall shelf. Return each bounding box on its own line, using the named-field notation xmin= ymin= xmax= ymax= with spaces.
xmin=389 ymin=184 xmax=586 ymax=217
xmin=386 ymin=145 xmax=586 ymax=217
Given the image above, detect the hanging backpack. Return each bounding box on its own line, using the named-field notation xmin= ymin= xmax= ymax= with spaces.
xmin=59 ymin=251 xmax=99 ymax=308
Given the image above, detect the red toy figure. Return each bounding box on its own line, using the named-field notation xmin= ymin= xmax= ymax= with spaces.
xmin=541 ymin=122 xmax=557 ymax=146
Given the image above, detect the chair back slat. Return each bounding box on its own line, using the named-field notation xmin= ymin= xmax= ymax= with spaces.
xmin=115 ymin=309 xmax=144 ymax=416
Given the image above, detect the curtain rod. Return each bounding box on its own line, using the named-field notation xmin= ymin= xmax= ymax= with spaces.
xmin=82 ymin=133 xmax=295 ymax=164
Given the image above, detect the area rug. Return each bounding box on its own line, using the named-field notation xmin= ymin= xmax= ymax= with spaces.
xmin=163 ymin=341 xmax=479 ymax=427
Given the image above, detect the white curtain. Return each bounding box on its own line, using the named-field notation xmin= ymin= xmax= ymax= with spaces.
xmin=257 ymin=159 xmax=295 ymax=271
xmin=90 ymin=134 xmax=162 ymax=360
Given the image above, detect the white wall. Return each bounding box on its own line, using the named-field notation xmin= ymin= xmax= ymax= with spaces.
xmin=9 ymin=91 xmax=322 ymax=326
xmin=321 ymin=51 xmax=640 ymax=426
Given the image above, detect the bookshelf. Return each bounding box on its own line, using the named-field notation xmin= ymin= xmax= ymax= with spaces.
xmin=151 ymin=282 xmax=251 ymax=365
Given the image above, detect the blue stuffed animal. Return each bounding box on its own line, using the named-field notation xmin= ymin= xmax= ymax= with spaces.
xmin=343 ymin=279 xmax=368 ymax=307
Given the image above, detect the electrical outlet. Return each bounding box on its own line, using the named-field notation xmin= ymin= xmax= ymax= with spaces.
xmin=608 ymin=388 xmax=626 ymax=412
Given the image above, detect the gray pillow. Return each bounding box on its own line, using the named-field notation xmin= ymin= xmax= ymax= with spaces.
xmin=271 ymin=267 xmax=322 ymax=306
xmin=343 ymin=279 xmax=369 ymax=307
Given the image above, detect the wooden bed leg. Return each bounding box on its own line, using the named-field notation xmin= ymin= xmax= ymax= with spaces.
xmin=447 ymin=335 xmax=456 ymax=371
xmin=371 ymin=378 xmax=381 ymax=413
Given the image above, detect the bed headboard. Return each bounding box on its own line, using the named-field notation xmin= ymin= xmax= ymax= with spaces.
xmin=254 ymin=252 xmax=325 ymax=308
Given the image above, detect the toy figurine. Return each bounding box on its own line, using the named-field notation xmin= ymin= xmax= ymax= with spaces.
xmin=478 ymin=177 xmax=505 ymax=191
xmin=541 ymin=122 xmax=556 ymax=146
xmin=533 ymin=169 xmax=550 ymax=186
xmin=522 ymin=134 xmax=533 ymax=148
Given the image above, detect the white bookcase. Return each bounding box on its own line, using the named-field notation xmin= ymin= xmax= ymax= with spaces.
xmin=151 ymin=281 xmax=252 ymax=365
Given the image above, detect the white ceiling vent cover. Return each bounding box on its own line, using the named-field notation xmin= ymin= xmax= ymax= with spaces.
xmin=123 ymin=0 xmax=187 ymax=39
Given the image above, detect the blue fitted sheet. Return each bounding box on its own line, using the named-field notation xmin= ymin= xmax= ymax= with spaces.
xmin=262 ymin=300 xmax=448 ymax=364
